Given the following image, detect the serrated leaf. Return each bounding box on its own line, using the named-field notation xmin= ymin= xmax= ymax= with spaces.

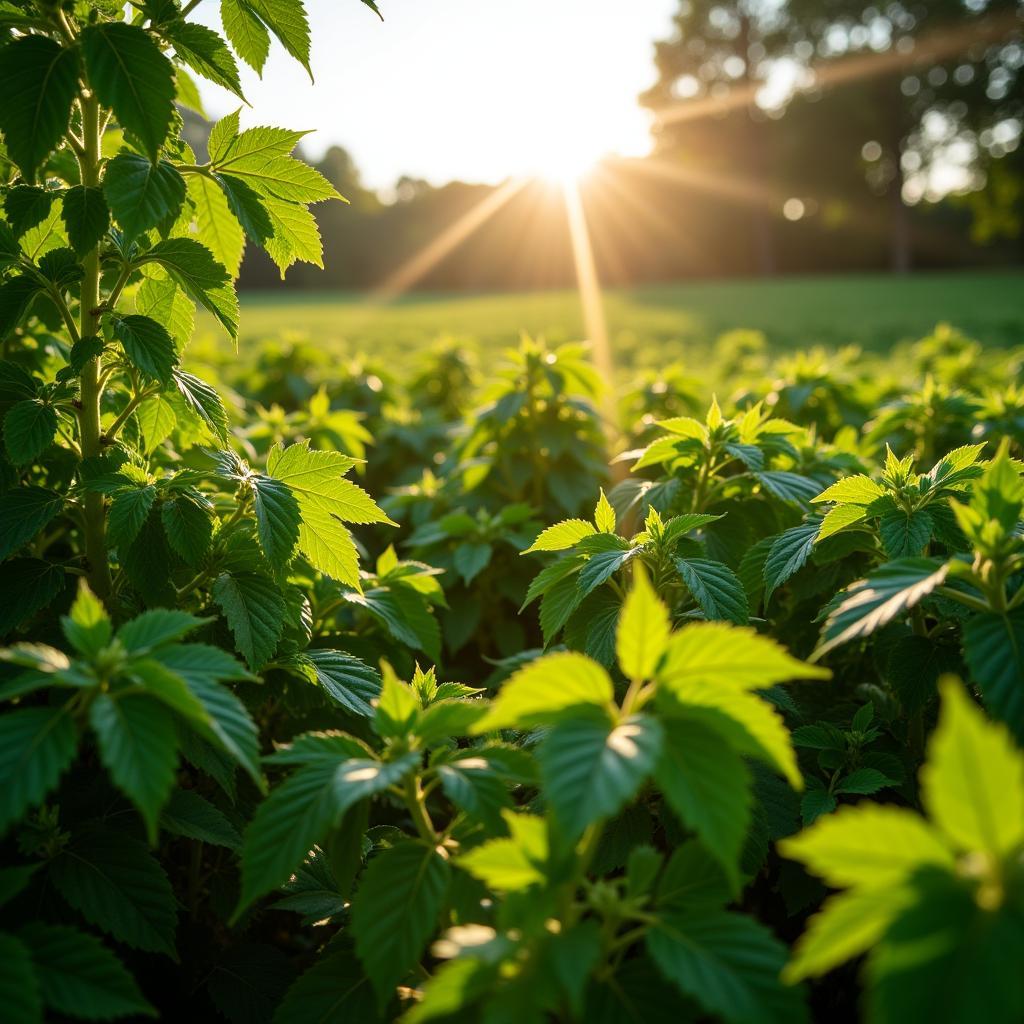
xmin=81 ymin=23 xmax=176 ymax=161
xmin=779 ymin=803 xmax=953 ymax=890
xmin=646 ymin=910 xmax=804 ymax=1024
xmin=103 ymin=154 xmax=185 ymax=240
xmin=0 ymin=704 xmax=77 ymax=834
xmin=134 ymin=394 xmax=177 ymax=454
xmin=49 ymin=828 xmax=177 ymax=957
xmin=539 ymin=714 xmax=662 ymax=840
xmin=221 ymin=0 xmax=271 ymax=73
xmin=246 ymin=0 xmax=312 ymax=77
xmin=654 ymin=718 xmax=751 ymax=889
xmin=89 ymin=693 xmax=178 ymax=842
xmin=61 ymin=186 xmax=110 ymax=256
xmin=879 ymin=509 xmax=932 ymax=558
xmin=22 ymin=923 xmax=154 ymax=1020
xmin=813 ymin=475 xmax=886 ymax=505
xmin=301 ymin=649 xmax=381 ymax=717
xmin=173 ymin=370 xmax=228 ymax=442
xmin=160 ymin=489 xmax=212 ymax=565
xmin=250 ymin=473 xmax=300 ymax=564
xmin=0 ymin=486 xmax=62 ymax=560
xmin=523 ymin=518 xmax=596 ymax=553
xmin=273 ymin=948 xmax=378 ymax=1024
xmin=187 ymin=173 xmax=245 ymax=278
xmin=763 ymin=523 xmax=818 ymax=601
xmin=166 ymin=21 xmax=245 ymax=100
xmin=0 ymin=36 xmax=79 ymax=177
xmin=921 ymin=678 xmax=1024 ymax=857
xmin=237 ymin=752 xmax=418 ymax=912
xmin=676 ymin=557 xmax=749 ymax=624
xmin=3 ymin=400 xmax=57 ymax=464
xmin=472 ymin=652 xmax=613 ymax=733
xmin=160 ymin=788 xmax=241 ymax=849
xmin=110 ymin=314 xmax=177 ymax=384
xmin=213 ymin=571 xmax=284 ymax=669
xmin=616 ymin=563 xmax=670 ymax=680
xmin=352 ymin=842 xmax=450 ymax=1003
xmin=143 ymin=238 xmax=238 ymax=338
xmin=0 ymin=558 xmax=67 ymax=637
xmin=0 ymin=932 xmax=41 ymax=1024
xmin=963 ymin=611 xmax=1024 ymax=740
xmin=107 ymin=484 xmax=156 ymax=550
xmin=815 ymin=558 xmax=949 ymax=659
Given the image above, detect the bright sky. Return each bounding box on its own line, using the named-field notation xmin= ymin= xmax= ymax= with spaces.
xmin=195 ymin=0 xmax=677 ymax=190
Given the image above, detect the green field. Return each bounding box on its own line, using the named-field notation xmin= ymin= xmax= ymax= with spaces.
xmin=195 ymin=270 xmax=1024 ymax=369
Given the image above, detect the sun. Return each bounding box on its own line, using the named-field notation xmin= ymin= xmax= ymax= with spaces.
xmin=522 ymin=108 xmax=611 ymax=187
xmin=533 ymin=147 xmax=600 ymax=187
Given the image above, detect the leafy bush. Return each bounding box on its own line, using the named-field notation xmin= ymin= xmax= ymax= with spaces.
xmin=2 ymin=0 xmax=1024 ymax=1021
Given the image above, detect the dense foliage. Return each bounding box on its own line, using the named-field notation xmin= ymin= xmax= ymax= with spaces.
xmin=2 ymin=1 xmax=1024 ymax=1022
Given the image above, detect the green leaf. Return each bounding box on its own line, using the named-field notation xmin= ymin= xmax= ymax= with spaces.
xmin=654 ymin=718 xmax=751 ymax=890
xmin=646 ymin=909 xmax=805 ymax=1024
xmin=3 ymin=400 xmax=57 ymax=464
xmin=213 ymin=571 xmax=285 ymax=669
xmin=0 ymin=486 xmax=63 ymax=560
xmin=436 ymin=751 xmax=511 ymax=830
xmin=110 ymin=314 xmax=177 ymax=384
xmin=107 ymin=484 xmax=156 ymax=550
xmin=173 ymin=370 xmax=229 ymax=442
xmin=659 ymin=622 xmax=829 ymax=692
xmin=539 ymin=713 xmax=662 ymax=840
xmin=763 ymin=523 xmax=818 ymax=601
xmin=237 ymin=752 xmax=418 ymax=912
xmin=0 ymin=559 xmax=67 ymax=637
xmin=89 ymin=693 xmax=178 ymax=842
xmin=20 ymin=923 xmax=155 ymax=1019
xmin=134 ymin=394 xmax=177 ymax=453
xmin=373 ymin=662 xmax=420 ymax=738
xmin=187 ymin=174 xmax=245 ymax=279
xmin=5 ymin=186 xmax=53 ymax=237
xmin=523 ymin=518 xmax=596 ymax=553
xmin=813 ymin=475 xmax=885 ymax=505
xmin=102 ymin=155 xmax=186 ymax=240
xmin=816 ymin=502 xmax=870 ymax=542
xmin=676 ymin=557 xmax=750 ymax=624
xmin=0 ymin=704 xmax=77 ymax=834
xmin=48 ymin=828 xmax=177 ymax=957
xmin=160 ymin=788 xmax=241 ymax=849
xmin=472 ymin=652 xmax=614 ymax=732
xmin=879 ymin=509 xmax=932 ymax=558
xmin=117 ymin=608 xmax=205 ymax=652
xmin=0 ymin=275 xmax=43 ymax=338
xmin=137 ymin=277 xmax=195 ymax=351
xmin=815 ymin=558 xmax=950 ymax=659
xmin=453 ymin=541 xmax=492 ymax=584
xmin=221 ymin=0 xmax=271 ymax=73
xmin=251 ymin=473 xmax=301 ymax=564
xmin=577 ymin=546 xmax=638 ymax=601
xmin=273 ymin=949 xmax=379 ymax=1024
xmin=0 ymin=932 xmax=41 ymax=1024
xmin=81 ymin=23 xmax=176 ymax=161
xmin=246 ymin=0 xmax=312 ymax=76
xmin=594 ymin=488 xmax=617 ymax=533
xmin=61 ymin=186 xmax=110 ymax=257
xmin=963 ymin=611 xmax=1024 ymax=740
xmin=458 ymin=812 xmax=548 ymax=892
xmin=0 ymin=36 xmax=79 ymax=177
xmin=301 ymin=649 xmax=381 ymax=717
xmin=784 ymin=886 xmax=912 ymax=983
xmin=61 ymin=581 xmax=112 ymax=657
xmin=165 ymin=22 xmax=245 ymax=100
xmin=143 ymin=238 xmax=239 ymax=338
xmin=921 ymin=678 xmax=1024 ymax=857
xmin=779 ymin=803 xmax=953 ymax=890
xmin=352 ymin=842 xmax=451 ymax=1003
xmin=616 ymin=563 xmax=670 ymax=680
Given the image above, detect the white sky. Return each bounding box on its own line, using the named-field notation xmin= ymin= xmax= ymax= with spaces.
xmin=195 ymin=0 xmax=678 ymax=190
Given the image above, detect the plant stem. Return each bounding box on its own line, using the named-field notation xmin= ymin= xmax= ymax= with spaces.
xmin=403 ymin=774 xmax=438 ymax=844
xmin=76 ymin=93 xmax=111 ymax=600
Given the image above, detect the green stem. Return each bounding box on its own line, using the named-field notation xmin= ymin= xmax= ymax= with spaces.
xmin=105 ymin=386 xmax=158 ymax=441
xmin=403 ymin=774 xmax=438 ymax=845
xmin=76 ymin=93 xmax=111 ymax=601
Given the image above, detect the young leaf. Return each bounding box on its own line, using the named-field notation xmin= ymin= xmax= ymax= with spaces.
xmin=352 ymin=842 xmax=451 ymax=1003
xmin=920 ymin=678 xmax=1024 ymax=858
xmin=523 ymin=518 xmax=595 ymax=553
xmin=61 ymin=582 xmax=112 ymax=658
xmin=616 ymin=563 xmax=670 ymax=680
xmin=472 ymin=652 xmax=614 ymax=732
xmin=0 ymin=36 xmax=79 ymax=177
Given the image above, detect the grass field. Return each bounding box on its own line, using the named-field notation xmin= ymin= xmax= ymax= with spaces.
xmin=195 ymin=270 xmax=1024 ymax=371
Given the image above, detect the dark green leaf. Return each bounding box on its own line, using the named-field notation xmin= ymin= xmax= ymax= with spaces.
xmin=212 ymin=571 xmax=285 ymax=669
xmin=676 ymin=558 xmax=750 ymax=624
xmin=3 ymin=400 xmax=57 ymax=464
xmin=102 ymin=154 xmax=185 ymax=240
xmin=110 ymin=314 xmax=177 ymax=384
xmin=61 ymin=186 xmax=111 ymax=256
